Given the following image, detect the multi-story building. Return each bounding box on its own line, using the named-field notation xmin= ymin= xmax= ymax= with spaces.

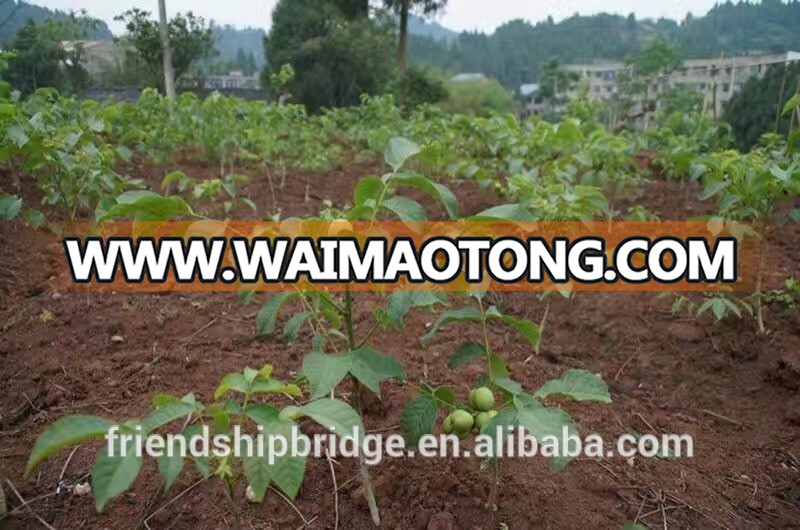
xmin=528 ymin=51 xmax=800 ymax=117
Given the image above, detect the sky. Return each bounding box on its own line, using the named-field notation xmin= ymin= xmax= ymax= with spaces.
xmin=27 ymin=0 xmax=723 ymax=34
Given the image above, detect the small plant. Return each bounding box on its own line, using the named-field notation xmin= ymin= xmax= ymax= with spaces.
xmin=26 ymin=364 xmax=364 ymax=528
xmin=161 ymin=170 xmax=256 ymax=216
xmin=698 ymin=149 xmax=800 ymax=333
xmin=401 ymin=292 xmax=611 ymax=509
xmin=249 ymin=137 xmax=458 ymax=524
xmin=670 ymin=293 xmax=754 ymax=323
xmin=763 ymin=277 xmax=800 ymax=310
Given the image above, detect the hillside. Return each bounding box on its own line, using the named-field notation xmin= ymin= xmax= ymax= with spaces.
xmin=0 ymin=1 xmax=112 ymax=44
xmin=408 ymin=14 xmax=456 ymax=41
xmin=211 ymin=24 xmax=266 ymax=69
xmin=410 ymin=0 xmax=800 ymax=87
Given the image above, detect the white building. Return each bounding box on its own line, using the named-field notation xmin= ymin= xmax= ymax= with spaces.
xmin=559 ymin=51 xmax=800 ymax=116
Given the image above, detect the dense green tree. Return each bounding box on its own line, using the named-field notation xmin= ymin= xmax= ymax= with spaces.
xmin=724 ymin=62 xmax=800 ymax=150
xmin=265 ymin=0 xmax=395 ymax=111
xmin=3 ymin=13 xmax=97 ymax=94
xmin=115 ymin=8 xmax=216 ymax=90
xmin=0 ymin=1 xmax=111 ymax=44
xmin=3 ymin=21 xmax=64 ymax=94
xmin=624 ymin=39 xmax=682 ymax=102
xmin=392 ymin=66 xmax=447 ymax=108
xmin=444 ymin=77 xmax=513 ymax=116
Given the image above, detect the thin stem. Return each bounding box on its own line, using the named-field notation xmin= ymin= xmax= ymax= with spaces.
xmin=486 ymin=457 xmax=500 ymax=511
xmin=536 ymin=297 xmax=552 ymax=356
xmin=356 ymin=322 xmax=380 ymax=349
xmin=343 ymin=287 xmax=380 ymax=526
xmin=755 ymin=234 xmax=766 ymax=334
xmin=344 ymin=289 xmax=356 ymax=347
xmin=477 ymin=298 xmax=493 ymax=380
xmin=478 ymin=297 xmax=502 ymax=511
xmin=352 ymin=380 xmax=380 ymax=526
xmin=221 ymin=479 xmax=241 ymax=530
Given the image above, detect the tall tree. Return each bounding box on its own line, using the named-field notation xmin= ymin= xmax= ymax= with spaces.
xmin=333 ymin=0 xmax=369 ymax=19
xmin=4 ymin=21 xmax=64 ymax=94
xmin=157 ymin=0 xmax=176 ymax=99
xmin=725 ymin=62 xmax=800 ymax=150
xmin=115 ymin=8 xmax=215 ymax=91
xmin=265 ymin=0 xmax=394 ymax=111
xmin=623 ymin=39 xmax=682 ymax=104
xmin=3 ymin=13 xmax=97 ymax=94
xmin=385 ymin=0 xmax=447 ymax=69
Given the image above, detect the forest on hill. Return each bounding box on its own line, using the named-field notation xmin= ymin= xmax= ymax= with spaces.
xmin=410 ymin=0 xmax=800 ymax=87
xmin=0 ymin=0 xmax=112 ymax=43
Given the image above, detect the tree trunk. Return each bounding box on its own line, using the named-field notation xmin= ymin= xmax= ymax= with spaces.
xmin=398 ymin=1 xmax=409 ymax=70
xmin=158 ymin=0 xmax=176 ymax=100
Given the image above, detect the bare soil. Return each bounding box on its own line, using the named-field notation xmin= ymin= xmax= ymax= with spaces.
xmin=1 ymin=162 xmax=799 ymax=529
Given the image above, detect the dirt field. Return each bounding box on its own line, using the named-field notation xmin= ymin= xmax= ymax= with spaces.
xmin=1 ymin=160 xmax=800 ymax=529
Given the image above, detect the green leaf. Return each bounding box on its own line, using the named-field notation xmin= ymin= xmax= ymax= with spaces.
xmin=92 ymin=435 xmax=142 ymax=511
xmin=0 ymin=193 xmax=22 ymax=220
xmin=381 ymin=196 xmax=427 ymax=221
xmin=472 ymin=204 xmax=535 ymax=221
xmin=354 ymin=176 xmax=385 ymax=208
xmin=448 ymin=341 xmax=486 ymax=369
xmin=115 ymin=145 xmax=133 ymax=161
xmin=348 ymin=346 xmax=406 ymax=395
xmin=534 ymin=370 xmax=611 ymax=403
xmin=389 ymin=173 xmax=458 ymax=219
xmin=161 ymin=171 xmax=188 ymax=190
xmin=385 ymin=137 xmax=420 ymax=172
xmin=300 ymin=399 xmax=364 ymax=443
xmin=488 ymin=352 xmax=509 ymax=380
xmin=421 ymin=307 xmax=483 ymax=346
xmin=27 ymin=415 xmax=115 ymax=474
xmin=87 ymin=116 xmax=105 ymax=132
xmin=242 ymin=453 xmax=271 ymax=502
xmin=386 ymin=291 xmax=446 ymax=329
xmin=157 ymin=439 xmax=184 ymax=493
xmin=141 ymin=400 xmax=199 ymax=433
xmin=283 ymin=311 xmax=311 ymax=344
xmin=245 ymin=404 xmax=279 ymax=425
xmin=7 ymin=124 xmax=29 ymax=147
xmin=238 ymin=290 xmax=256 ymax=305
xmin=782 ymin=92 xmax=800 ymax=116
xmin=265 ymin=419 xmax=306 ymax=499
xmin=214 ymin=373 xmax=249 ymax=399
xmin=99 ymin=194 xmax=193 ymax=221
xmin=193 ymin=456 xmax=212 ymax=478
xmin=433 ymin=386 xmax=456 ymax=406
xmin=24 ymin=208 xmax=45 ymax=228
xmin=494 ymin=376 xmax=522 ymax=396
xmin=699 ymin=180 xmax=728 ymax=201
xmin=249 ymin=379 xmax=302 ymax=396
xmin=514 ymin=393 xmax=578 ymax=471
xmin=622 ymin=524 xmax=648 ymax=530
xmin=399 ymin=394 xmax=438 ymax=446
xmin=497 ymin=314 xmax=541 ymax=350
xmin=479 ymin=408 xmax=519 ymax=458
xmin=256 ymin=292 xmax=299 ymax=337
xmin=301 ymin=352 xmax=352 ymax=399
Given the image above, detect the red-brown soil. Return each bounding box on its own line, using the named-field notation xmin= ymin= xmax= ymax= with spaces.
xmin=1 ymin=162 xmax=799 ymax=529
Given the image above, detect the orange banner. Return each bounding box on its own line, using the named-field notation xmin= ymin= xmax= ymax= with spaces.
xmin=55 ymin=220 xmax=761 ymax=292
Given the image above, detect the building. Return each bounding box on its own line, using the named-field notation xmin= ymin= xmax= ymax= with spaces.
xmin=60 ymin=40 xmax=117 ymax=79
xmin=451 ymin=73 xmax=488 ymax=83
xmin=200 ymin=69 xmax=261 ymax=90
xmin=531 ymin=51 xmax=800 ymax=117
